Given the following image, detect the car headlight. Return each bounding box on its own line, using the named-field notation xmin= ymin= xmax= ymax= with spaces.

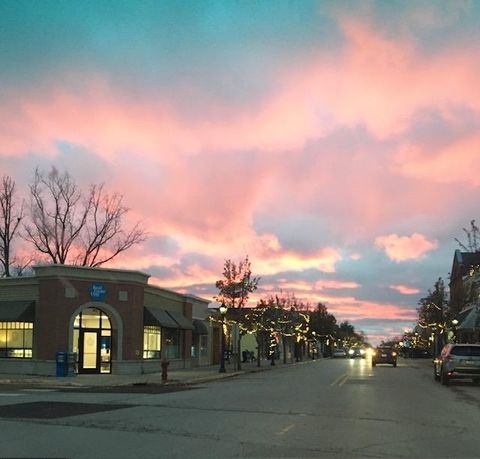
xmin=348 ymin=349 xmax=354 ymax=355
xmin=392 ymin=352 xmax=397 ymax=357
xmin=360 ymin=349 xmax=365 ymax=355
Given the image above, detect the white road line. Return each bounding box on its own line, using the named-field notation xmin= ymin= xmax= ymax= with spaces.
xmin=276 ymin=423 xmax=295 ymax=436
xmin=330 ymin=372 xmax=348 ymax=386
xmin=0 ymin=393 xmax=23 ymax=397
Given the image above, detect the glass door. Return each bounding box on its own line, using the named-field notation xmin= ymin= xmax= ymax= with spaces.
xmin=79 ymin=330 xmax=100 ymax=374
xmin=74 ymin=308 xmax=112 ymax=374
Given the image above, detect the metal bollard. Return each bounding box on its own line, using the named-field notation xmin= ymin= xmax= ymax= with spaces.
xmin=161 ymin=358 xmax=170 ymax=382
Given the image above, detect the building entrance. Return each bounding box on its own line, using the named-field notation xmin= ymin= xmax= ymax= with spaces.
xmin=74 ymin=307 xmax=112 ymax=374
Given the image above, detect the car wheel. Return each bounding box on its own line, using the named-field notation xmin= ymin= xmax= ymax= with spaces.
xmin=434 ymin=367 xmax=440 ymax=381
xmin=440 ymin=368 xmax=450 ymax=386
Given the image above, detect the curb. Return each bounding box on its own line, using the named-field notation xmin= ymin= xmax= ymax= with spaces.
xmin=0 ymin=357 xmax=321 ymax=388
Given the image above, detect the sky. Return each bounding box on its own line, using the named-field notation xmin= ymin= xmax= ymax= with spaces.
xmin=1 ymin=0 xmax=480 ymax=345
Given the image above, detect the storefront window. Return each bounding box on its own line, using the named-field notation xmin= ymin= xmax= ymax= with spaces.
xmin=0 ymin=322 xmax=33 ymax=358
xmin=200 ymin=335 xmax=208 ymax=357
xmin=143 ymin=326 xmax=161 ymax=359
xmin=191 ymin=334 xmax=209 ymax=358
xmin=164 ymin=328 xmax=181 ymax=359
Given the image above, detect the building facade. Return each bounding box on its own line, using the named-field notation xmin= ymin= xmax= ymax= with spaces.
xmin=449 ymin=249 xmax=480 ymax=343
xmin=0 ymin=265 xmax=212 ymax=376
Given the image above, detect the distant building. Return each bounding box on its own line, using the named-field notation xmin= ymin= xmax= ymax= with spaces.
xmin=449 ymin=250 xmax=480 ymax=343
xmin=0 ymin=265 xmax=212 ymax=376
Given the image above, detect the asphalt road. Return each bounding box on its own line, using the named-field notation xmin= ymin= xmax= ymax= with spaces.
xmin=1 ymin=357 xmax=479 ymax=458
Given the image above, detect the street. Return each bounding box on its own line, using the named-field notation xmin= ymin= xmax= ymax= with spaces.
xmin=1 ymin=357 xmax=479 ymax=458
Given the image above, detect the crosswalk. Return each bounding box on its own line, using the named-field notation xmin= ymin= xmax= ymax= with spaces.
xmin=0 ymin=389 xmax=58 ymax=397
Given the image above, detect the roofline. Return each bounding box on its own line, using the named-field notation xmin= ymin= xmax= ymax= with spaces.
xmin=33 ymin=264 xmax=150 ymax=284
xmin=144 ymin=284 xmax=209 ymax=304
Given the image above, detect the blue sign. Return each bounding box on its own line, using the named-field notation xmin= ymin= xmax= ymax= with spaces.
xmin=89 ymin=283 xmax=107 ymax=301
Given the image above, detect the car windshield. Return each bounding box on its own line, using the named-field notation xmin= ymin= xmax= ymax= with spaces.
xmin=450 ymin=346 xmax=480 ymax=357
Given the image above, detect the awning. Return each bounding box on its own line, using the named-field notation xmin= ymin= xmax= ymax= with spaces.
xmin=167 ymin=310 xmax=194 ymax=330
xmin=193 ymin=319 xmax=209 ymax=335
xmin=457 ymin=306 xmax=480 ymax=330
xmin=144 ymin=307 xmax=180 ymax=328
xmin=0 ymin=300 xmax=35 ymax=321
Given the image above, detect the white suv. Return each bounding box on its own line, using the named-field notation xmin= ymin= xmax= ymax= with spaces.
xmin=434 ymin=344 xmax=480 ymax=386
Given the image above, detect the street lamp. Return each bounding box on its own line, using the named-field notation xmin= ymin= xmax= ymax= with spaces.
xmin=451 ymin=319 xmax=459 ymax=343
xmin=219 ymin=303 xmax=228 ymax=373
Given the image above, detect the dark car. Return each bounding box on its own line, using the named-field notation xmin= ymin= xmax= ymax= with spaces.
xmin=408 ymin=347 xmax=432 ymax=359
xmin=372 ymin=346 xmax=397 ymax=367
xmin=434 ymin=343 xmax=480 ymax=385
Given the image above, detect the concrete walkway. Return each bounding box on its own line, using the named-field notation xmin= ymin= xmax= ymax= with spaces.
xmin=0 ymin=358 xmax=319 ymax=387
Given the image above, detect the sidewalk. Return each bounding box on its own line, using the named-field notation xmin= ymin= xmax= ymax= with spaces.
xmin=0 ymin=358 xmax=319 ymax=388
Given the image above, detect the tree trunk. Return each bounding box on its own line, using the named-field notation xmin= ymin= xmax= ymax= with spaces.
xmin=236 ymin=335 xmax=242 ymax=371
xmin=256 ymin=336 xmax=261 ymax=367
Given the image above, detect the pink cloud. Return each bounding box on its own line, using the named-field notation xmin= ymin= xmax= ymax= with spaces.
xmin=273 ymin=279 xmax=359 ymax=292
xmin=349 ymin=253 xmax=362 ymax=261
xmin=316 ymin=280 xmax=360 ymax=290
xmin=395 ymin=136 xmax=480 ymax=187
xmin=2 ymin=19 xmax=480 ymax=163
xmin=329 ymin=300 xmax=417 ymax=321
xmin=389 ymin=284 xmax=421 ymax=295
xmin=375 ymin=233 xmax=437 ymax=262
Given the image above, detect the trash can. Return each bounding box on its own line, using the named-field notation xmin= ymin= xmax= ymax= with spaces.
xmin=67 ymin=352 xmax=77 ymax=376
xmin=55 ymin=352 xmax=68 ymax=377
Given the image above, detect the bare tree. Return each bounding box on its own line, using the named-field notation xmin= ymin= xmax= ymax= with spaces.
xmin=24 ymin=167 xmax=146 ymax=267
xmin=0 ymin=176 xmax=24 ymax=276
xmin=455 ymin=219 xmax=480 ymax=252
xmin=77 ymin=184 xmax=146 ymax=267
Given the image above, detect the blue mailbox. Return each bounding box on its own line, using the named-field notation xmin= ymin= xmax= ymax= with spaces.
xmin=55 ymin=351 xmax=68 ymax=377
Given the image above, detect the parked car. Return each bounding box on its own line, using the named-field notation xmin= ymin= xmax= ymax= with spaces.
xmin=332 ymin=348 xmax=347 ymax=358
xmin=372 ymin=346 xmax=397 ymax=367
xmin=348 ymin=347 xmax=366 ymax=359
xmin=408 ymin=347 xmax=432 ymax=359
xmin=434 ymin=343 xmax=480 ymax=386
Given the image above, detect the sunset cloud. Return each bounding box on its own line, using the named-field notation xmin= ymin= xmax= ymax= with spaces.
xmin=375 ymin=233 xmax=438 ymax=262
xmin=329 ymin=299 xmax=418 ymax=321
xmin=389 ymin=284 xmax=421 ymax=295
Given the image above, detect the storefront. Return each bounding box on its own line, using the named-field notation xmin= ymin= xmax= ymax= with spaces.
xmin=0 ymin=265 xmax=212 ymax=376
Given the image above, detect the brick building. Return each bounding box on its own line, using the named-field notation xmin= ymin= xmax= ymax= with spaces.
xmin=0 ymin=265 xmax=212 ymax=376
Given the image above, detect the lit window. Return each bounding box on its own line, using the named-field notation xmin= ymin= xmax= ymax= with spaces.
xmin=0 ymin=322 xmax=34 ymax=359
xmin=143 ymin=326 xmax=161 ymax=359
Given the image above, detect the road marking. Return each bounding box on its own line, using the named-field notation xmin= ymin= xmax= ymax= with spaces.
xmin=338 ymin=374 xmax=349 ymax=386
xmin=0 ymin=393 xmax=23 ymax=397
xmin=330 ymin=372 xmax=348 ymax=386
xmin=276 ymin=423 xmax=295 ymax=436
